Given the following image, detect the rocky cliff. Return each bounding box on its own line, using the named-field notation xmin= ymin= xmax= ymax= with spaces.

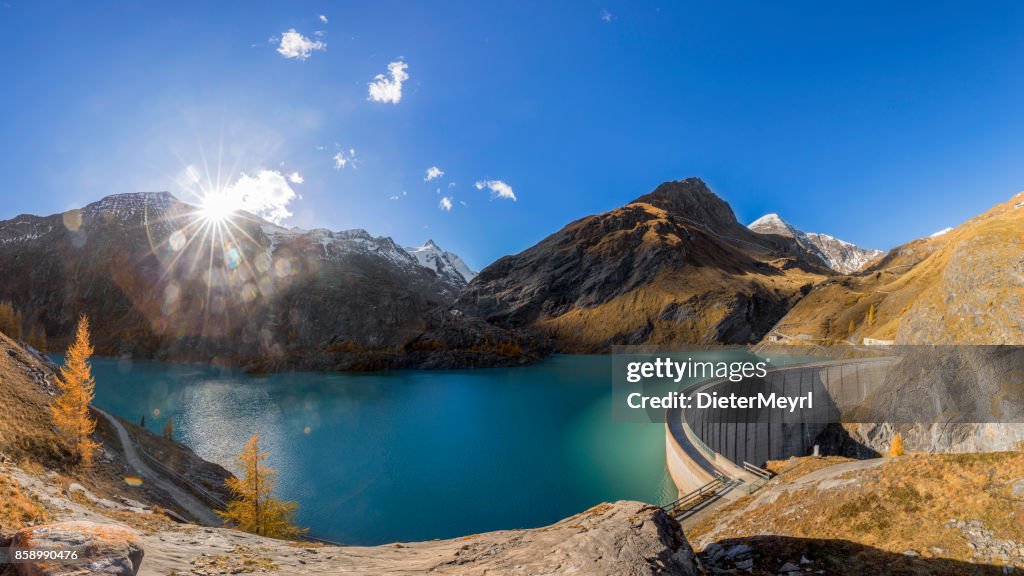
xmin=455 ymin=178 xmax=830 ymax=352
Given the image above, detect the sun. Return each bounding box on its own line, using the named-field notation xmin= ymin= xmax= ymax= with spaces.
xmin=198 ymin=190 xmax=240 ymax=224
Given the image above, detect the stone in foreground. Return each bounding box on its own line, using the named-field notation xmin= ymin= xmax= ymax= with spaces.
xmin=12 ymin=521 xmax=144 ymax=576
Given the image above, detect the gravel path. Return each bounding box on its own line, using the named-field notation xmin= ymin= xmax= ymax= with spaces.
xmin=95 ymin=407 xmax=223 ymax=526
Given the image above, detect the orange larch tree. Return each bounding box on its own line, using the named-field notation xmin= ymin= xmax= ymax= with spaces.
xmin=218 ymin=432 xmax=305 ymax=539
xmin=50 ymin=315 xmax=100 ymax=467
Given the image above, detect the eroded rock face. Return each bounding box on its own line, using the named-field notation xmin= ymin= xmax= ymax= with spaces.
xmin=426 ymin=501 xmax=703 ymax=576
xmin=12 ymin=521 xmax=144 ymax=576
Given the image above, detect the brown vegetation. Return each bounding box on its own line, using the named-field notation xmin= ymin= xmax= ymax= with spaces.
xmin=0 ymin=471 xmax=50 ymax=535
xmin=765 ymin=191 xmax=1024 ymax=345
xmin=690 ymin=452 xmax=1024 ymax=568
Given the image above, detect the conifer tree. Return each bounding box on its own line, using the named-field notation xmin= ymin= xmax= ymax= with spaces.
xmin=50 ymin=316 xmax=100 ymax=467
xmin=886 ymin=432 xmax=904 ymax=457
xmin=867 ymin=304 xmax=876 ymax=328
xmin=848 ymin=319 xmax=856 ymax=336
xmin=218 ymin=432 xmax=306 ymax=539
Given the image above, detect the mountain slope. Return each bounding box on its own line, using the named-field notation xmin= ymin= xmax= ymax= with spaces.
xmin=763 ymin=191 xmax=1024 ymax=344
xmin=748 ymin=213 xmax=883 ymax=274
xmin=0 ymin=193 xmax=482 ymax=369
xmin=455 ymin=178 xmax=830 ymax=351
xmin=404 ymin=240 xmax=477 ymax=292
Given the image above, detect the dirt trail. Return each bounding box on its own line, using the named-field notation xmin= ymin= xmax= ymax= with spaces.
xmin=95 ymin=407 xmax=223 ymax=526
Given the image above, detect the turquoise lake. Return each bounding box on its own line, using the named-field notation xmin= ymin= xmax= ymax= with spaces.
xmin=85 ymin=355 xmax=678 ymax=545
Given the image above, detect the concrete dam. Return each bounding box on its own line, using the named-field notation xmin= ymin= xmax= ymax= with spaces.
xmin=665 ymin=357 xmax=899 ymax=494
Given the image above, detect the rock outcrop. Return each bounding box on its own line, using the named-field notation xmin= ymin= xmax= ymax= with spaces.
xmin=12 ymin=521 xmax=144 ymax=576
xmin=135 ymin=500 xmax=703 ymax=576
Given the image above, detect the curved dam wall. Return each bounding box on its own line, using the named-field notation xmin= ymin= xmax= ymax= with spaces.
xmin=666 ymin=357 xmax=898 ymax=493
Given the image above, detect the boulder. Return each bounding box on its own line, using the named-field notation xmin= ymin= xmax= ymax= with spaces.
xmin=12 ymin=521 xmax=144 ymax=576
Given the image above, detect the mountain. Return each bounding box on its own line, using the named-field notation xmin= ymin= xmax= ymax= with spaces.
xmin=404 ymin=240 xmax=477 ymax=293
xmin=454 ymin=178 xmax=830 ymax=352
xmin=0 ymin=192 xmax=541 ymax=370
xmin=762 ymin=191 xmax=1024 ymax=344
xmin=748 ymin=213 xmax=883 ymax=274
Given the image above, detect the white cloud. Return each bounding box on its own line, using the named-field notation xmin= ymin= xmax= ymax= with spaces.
xmin=333 ymin=148 xmax=357 ymax=170
xmin=368 ymin=60 xmax=409 ymax=104
xmin=448 ymin=181 xmax=456 ymax=188
xmin=319 ymin=14 xmax=329 ymax=24
xmin=288 ymin=171 xmax=304 ymax=184
xmin=439 ymin=197 xmax=453 ymax=211
xmin=276 ymin=29 xmax=326 ymax=60
xmin=425 ymin=166 xmax=444 ymax=181
xmin=474 ymin=179 xmax=517 ymax=201
xmin=201 ymin=170 xmax=298 ymax=224
xmin=600 ymin=9 xmax=614 ymax=21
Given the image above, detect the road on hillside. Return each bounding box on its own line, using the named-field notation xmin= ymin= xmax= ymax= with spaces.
xmin=94 ymin=407 xmax=223 ymax=526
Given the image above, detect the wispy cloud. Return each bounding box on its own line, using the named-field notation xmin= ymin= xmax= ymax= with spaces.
xmin=333 ymin=148 xmax=357 ymax=170
xmin=425 ymin=166 xmax=444 ymax=181
xmin=276 ymin=29 xmax=326 ymax=60
xmin=288 ymin=171 xmax=304 ymax=184
xmin=475 ymin=179 xmax=517 ymax=201
xmin=333 ymin=149 xmax=356 ymax=169
xmin=318 ymin=14 xmax=329 ymax=24
xmin=439 ymin=196 xmax=453 ymax=211
xmin=600 ymin=9 xmax=614 ymax=22
xmin=368 ymin=60 xmax=409 ymax=104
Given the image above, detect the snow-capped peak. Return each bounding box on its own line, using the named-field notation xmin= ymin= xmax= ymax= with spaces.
xmin=749 ymin=213 xmax=883 ymax=274
xmin=929 ymin=227 xmax=954 ymax=238
xmin=748 ymin=213 xmax=787 ymax=228
xmin=404 ymin=240 xmax=477 ymax=287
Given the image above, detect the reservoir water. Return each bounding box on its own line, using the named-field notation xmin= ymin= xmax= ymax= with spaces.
xmin=86 ymin=355 xmax=677 ymax=545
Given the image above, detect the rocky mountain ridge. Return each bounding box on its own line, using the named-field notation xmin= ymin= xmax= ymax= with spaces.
xmin=0 ymin=192 xmax=541 ymax=371
xmin=455 ymin=178 xmax=831 ymax=352
xmin=404 ymin=239 xmax=477 ymax=292
xmin=748 ymin=213 xmax=883 ymax=274
xmin=763 ymin=191 xmax=1024 ymax=345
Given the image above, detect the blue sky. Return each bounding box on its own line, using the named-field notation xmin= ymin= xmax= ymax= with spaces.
xmin=1 ymin=1 xmax=1022 ymax=270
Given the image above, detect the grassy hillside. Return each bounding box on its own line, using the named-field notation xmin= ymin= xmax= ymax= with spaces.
xmin=690 ymin=452 xmax=1024 ymax=574
xmin=0 ymin=330 xmax=229 ymax=538
xmin=765 ymin=192 xmax=1024 ymax=345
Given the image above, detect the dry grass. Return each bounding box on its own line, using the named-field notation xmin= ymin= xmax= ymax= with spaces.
xmin=190 ymin=545 xmax=278 ymax=573
xmin=764 ymin=455 xmax=856 ymax=478
xmin=689 ymin=452 xmax=1024 ymax=564
xmin=767 ymin=192 xmax=1024 ymax=345
xmin=0 ymin=471 xmax=50 ymax=535
xmin=0 ymin=332 xmax=68 ymax=468
xmin=106 ymin=508 xmax=179 ymax=534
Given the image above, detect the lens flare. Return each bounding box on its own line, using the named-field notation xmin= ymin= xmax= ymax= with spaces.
xmin=198 ymin=190 xmax=239 ymax=224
